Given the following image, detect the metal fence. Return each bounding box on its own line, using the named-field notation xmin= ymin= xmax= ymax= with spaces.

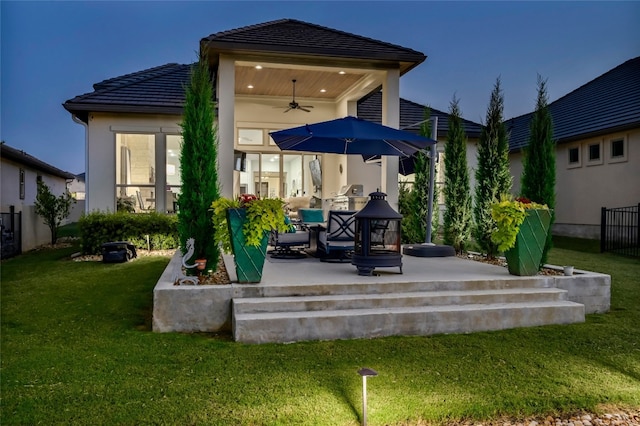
xmin=601 ymin=203 xmax=639 ymax=257
xmin=1 ymin=210 xmax=22 ymax=259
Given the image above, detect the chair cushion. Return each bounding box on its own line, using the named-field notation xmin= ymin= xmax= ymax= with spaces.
xmin=299 ymin=208 xmax=324 ymax=223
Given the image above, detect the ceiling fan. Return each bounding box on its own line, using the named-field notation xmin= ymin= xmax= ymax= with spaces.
xmin=279 ymin=79 xmax=314 ymax=113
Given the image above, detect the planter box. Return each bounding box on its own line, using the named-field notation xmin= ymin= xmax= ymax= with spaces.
xmin=227 ymin=208 xmax=268 ymax=283
xmin=505 ymin=209 xmax=551 ymax=276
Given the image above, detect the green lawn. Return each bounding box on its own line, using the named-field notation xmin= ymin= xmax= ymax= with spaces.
xmin=1 ymin=240 xmax=638 ymax=425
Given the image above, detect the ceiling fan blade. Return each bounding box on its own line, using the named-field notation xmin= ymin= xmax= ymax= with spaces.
xmin=298 ymin=107 xmax=311 ymax=112
xmin=300 ymin=105 xmax=314 ymax=109
xmin=283 ymin=107 xmax=292 ymax=113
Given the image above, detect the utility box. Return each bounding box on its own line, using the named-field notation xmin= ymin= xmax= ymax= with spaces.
xmin=101 ymin=241 xmax=137 ymax=263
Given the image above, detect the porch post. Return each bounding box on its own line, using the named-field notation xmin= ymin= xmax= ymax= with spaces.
xmin=381 ymin=69 xmax=400 ymax=210
xmin=217 ymin=55 xmax=235 ymax=199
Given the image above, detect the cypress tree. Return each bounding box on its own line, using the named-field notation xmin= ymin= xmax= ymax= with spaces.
xmin=177 ymin=53 xmax=220 ymax=269
xmin=521 ymin=75 xmax=556 ymax=266
xmin=473 ymin=78 xmax=512 ymax=258
xmin=443 ymin=95 xmax=472 ymax=253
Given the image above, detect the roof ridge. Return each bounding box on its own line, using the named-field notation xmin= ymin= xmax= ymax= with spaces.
xmin=93 ymin=63 xmax=187 ymax=91
xmin=202 ymin=18 xmax=289 ymax=40
xmin=203 ymin=18 xmax=424 ymax=56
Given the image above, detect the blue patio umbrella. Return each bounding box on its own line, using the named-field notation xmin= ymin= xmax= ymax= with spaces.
xmin=269 ymin=116 xmax=436 ymax=156
xmin=362 ymin=152 xmax=425 ymax=176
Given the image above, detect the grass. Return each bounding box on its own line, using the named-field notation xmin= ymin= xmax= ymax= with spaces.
xmin=1 ymin=239 xmax=639 ymax=425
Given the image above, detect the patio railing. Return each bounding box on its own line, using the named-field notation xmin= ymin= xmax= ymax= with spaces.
xmin=601 ymin=203 xmax=639 ymax=257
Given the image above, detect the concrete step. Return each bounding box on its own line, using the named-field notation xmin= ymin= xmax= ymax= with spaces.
xmin=233 ymin=288 xmax=569 ymax=314
xmin=233 ymin=301 xmax=585 ymax=344
xmin=236 ymin=276 xmax=555 ymax=298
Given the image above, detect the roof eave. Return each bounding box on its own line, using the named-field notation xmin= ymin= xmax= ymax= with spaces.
xmin=202 ymin=41 xmax=426 ymax=75
xmin=0 ymin=145 xmax=76 ymax=180
xmin=63 ymin=102 xmax=185 ymax=119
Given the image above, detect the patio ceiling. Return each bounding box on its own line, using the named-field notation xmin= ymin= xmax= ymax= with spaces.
xmin=234 ymin=62 xmax=381 ymax=102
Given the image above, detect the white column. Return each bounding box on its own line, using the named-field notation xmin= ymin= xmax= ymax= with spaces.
xmin=217 ymin=55 xmax=235 ymax=199
xmin=155 ymin=133 xmax=166 ymax=212
xmin=381 ymin=69 xmax=400 ymax=209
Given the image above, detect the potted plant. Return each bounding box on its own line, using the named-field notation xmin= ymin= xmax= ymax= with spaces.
xmin=211 ymin=194 xmax=289 ymax=283
xmin=491 ymin=196 xmax=551 ymax=276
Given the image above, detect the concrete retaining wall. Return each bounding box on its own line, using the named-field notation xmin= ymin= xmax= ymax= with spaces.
xmin=152 ymin=252 xmax=234 ymax=333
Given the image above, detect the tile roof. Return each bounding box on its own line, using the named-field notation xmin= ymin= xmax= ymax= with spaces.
xmin=358 ymin=91 xmax=483 ymax=139
xmin=63 ymin=63 xmax=192 ymax=123
xmin=507 ymin=56 xmax=640 ymax=152
xmin=201 ymin=18 xmax=426 ymax=74
xmin=0 ymin=142 xmax=75 ymax=179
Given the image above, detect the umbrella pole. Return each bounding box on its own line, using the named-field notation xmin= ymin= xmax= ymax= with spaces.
xmin=424 ymin=117 xmax=437 ymax=245
xmin=403 ymin=117 xmax=455 ymax=257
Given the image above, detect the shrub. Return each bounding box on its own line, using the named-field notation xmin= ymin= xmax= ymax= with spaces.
xmin=78 ymin=212 xmax=179 ymax=254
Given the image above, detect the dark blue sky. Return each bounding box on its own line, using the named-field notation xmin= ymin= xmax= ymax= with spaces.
xmin=2 ymin=1 xmax=638 ymax=174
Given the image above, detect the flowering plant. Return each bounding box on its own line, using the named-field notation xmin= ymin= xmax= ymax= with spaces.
xmin=211 ymin=195 xmax=289 ymax=253
xmin=490 ymin=195 xmax=549 ymax=252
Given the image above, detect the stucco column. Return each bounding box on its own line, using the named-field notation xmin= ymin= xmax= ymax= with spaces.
xmin=381 ymin=69 xmax=400 ymax=209
xmin=217 ymin=55 xmax=235 ymax=199
xmin=155 ymin=133 xmax=166 ymax=213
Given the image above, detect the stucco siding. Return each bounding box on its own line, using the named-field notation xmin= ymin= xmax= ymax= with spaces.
xmin=510 ymin=129 xmax=640 ymax=238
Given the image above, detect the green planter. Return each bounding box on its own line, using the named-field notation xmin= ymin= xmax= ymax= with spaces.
xmin=227 ymin=208 xmax=268 ymax=283
xmin=504 ymin=209 xmax=552 ymax=276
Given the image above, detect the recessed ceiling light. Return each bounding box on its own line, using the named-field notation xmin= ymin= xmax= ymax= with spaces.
xmin=339 ymin=71 xmax=346 ymax=75
xmin=247 ymin=85 xmax=254 ymax=89
xmin=320 ymin=89 xmax=326 ymax=93
xmin=255 ymin=65 xmax=262 ymax=70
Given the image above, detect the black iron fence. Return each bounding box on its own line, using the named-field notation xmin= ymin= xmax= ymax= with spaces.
xmin=601 ymin=203 xmax=639 ymax=257
xmin=1 ymin=210 xmax=22 ymax=259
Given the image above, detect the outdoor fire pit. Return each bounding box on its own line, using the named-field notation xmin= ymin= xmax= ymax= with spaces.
xmin=352 ymin=192 xmax=403 ymax=276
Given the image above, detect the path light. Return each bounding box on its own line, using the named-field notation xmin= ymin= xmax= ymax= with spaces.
xmin=358 ymin=367 xmax=378 ymax=426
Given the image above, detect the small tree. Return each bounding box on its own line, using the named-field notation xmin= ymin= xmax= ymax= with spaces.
xmin=34 ymin=179 xmax=75 ymax=245
xmin=520 ymin=75 xmax=556 ymax=266
xmin=177 ymin=53 xmax=220 ymax=269
xmin=473 ymin=78 xmax=512 ymax=258
xmin=443 ymin=95 xmax=472 ymax=253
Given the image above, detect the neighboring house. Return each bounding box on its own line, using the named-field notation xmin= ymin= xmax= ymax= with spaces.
xmin=67 ymin=172 xmax=86 ymax=222
xmin=64 ymin=18 xmax=483 ymax=215
xmin=508 ymin=57 xmax=640 ymax=239
xmin=0 ymin=142 xmax=75 ymax=256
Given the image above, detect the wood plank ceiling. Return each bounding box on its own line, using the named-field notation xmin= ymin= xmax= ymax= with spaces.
xmin=235 ymin=66 xmax=366 ymax=100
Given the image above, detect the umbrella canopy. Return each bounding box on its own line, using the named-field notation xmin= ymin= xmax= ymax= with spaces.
xmin=362 ymin=150 xmax=433 ymax=176
xmin=269 ymin=116 xmax=436 ymax=157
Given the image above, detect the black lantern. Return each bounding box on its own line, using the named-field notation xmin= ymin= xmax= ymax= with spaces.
xmin=352 ymin=192 xmax=403 ymax=276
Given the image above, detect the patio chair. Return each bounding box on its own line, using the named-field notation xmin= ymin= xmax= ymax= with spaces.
xmin=317 ymin=210 xmax=357 ymax=262
xmin=268 ymin=221 xmax=311 ymax=259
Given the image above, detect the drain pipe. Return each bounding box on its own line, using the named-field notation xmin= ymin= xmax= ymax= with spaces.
xmin=72 ymin=114 xmax=89 ymax=214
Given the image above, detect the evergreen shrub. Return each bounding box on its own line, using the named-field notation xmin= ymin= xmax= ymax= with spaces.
xmin=78 ymin=212 xmax=178 ymax=254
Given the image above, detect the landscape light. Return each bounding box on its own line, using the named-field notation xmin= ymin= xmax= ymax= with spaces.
xmin=357 ymin=367 xmax=378 ymax=426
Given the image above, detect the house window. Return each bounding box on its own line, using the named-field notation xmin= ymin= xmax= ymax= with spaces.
xmin=568 ymin=146 xmax=580 ymax=168
xmin=19 ymin=169 xmax=25 ymax=199
xmin=165 ymin=135 xmax=182 ymax=213
xmin=115 ymin=133 xmax=156 ymax=212
xmin=611 ymin=139 xmax=624 ymax=157
xmin=238 ymin=128 xmax=264 ymax=146
xmin=586 ymin=141 xmax=603 ymax=166
xmin=608 ymin=137 xmax=627 ymax=164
